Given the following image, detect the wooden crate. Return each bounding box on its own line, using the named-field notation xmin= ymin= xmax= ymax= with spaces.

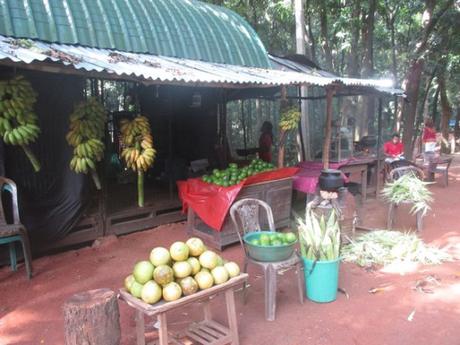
xmin=187 ymin=177 xmax=293 ymax=251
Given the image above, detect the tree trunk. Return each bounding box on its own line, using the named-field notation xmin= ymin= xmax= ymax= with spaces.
xmin=400 ymin=0 xmax=453 ymax=160
xmin=63 ymin=289 xmax=121 ymax=345
xmin=322 ymin=87 xmax=336 ymax=169
xmin=295 ymin=0 xmax=311 ymax=160
xmin=348 ymin=0 xmax=361 ymax=78
xmin=455 ymin=106 xmax=460 ymax=139
xmin=319 ymin=1 xmax=333 ymax=71
xmin=306 ymin=2 xmax=317 ymax=63
xmin=438 ymin=71 xmax=452 ymax=152
xmin=361 ymin=0 xmax=376 ymax=134
xmin=432 ymin=85 xmax=440 ymax=125
xmin=402 ymin=59 xmax=425 ymax=161
xmin=383 ymin=1 xmax=399 ymax=124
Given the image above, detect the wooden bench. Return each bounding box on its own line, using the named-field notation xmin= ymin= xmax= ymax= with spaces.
xmin=119 ymin=274 xmax=248 ymax=345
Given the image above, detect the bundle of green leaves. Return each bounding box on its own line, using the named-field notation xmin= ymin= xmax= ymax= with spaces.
xmin=297 ymin=206 xmax=341 ymax=261
xmin=381 ymin=174 xmax=433 ymax=216
xmin=341 ymin=230 xmax=451 ymax=267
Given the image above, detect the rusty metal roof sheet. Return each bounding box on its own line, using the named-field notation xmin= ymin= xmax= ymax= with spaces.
xmin=0 ymin=36 xmax=402 ymax=94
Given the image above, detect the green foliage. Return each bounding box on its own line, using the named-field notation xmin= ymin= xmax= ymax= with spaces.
xmin=381 ymin=174 xmax=433 ymax=216
xmin=205 ymin=0 xmax=459 ymax=137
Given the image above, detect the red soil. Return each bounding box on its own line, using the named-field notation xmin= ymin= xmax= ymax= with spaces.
xmin=1 ymin=160 xmax=459 ymax=345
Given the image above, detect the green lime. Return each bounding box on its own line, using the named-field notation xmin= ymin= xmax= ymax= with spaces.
xmin=250 ymin=239 xmax=260 ymax=246
xmin=259 ymin=234 xmax=270 ymax=246
xmin=285 ymin=232 xmax=297 ymax=243
xmin=271 ymin=239 xmax=283 ymax=246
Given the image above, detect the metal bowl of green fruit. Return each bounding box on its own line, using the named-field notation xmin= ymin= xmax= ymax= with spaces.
xmin=243 ymin=231 xmax=297 ymax=262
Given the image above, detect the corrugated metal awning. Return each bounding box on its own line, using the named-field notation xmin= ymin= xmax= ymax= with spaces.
xmin=269 ymin=54 xmax=405 ymax=96
xmin=0 ymin=36 xmax=402 ymax=94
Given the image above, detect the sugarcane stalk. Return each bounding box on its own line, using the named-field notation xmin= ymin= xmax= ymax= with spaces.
xmin=21 ymin=145 xmax=41 ymax=172
xmin=138 ymin=170 xmax=144 ymax=207
xmin=90 ymin=168 xmax=101 ymax=190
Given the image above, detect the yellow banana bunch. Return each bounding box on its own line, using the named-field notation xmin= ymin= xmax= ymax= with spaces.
xmin=120 ymin=116 xmax=156 ymax=173
xmin=0 ymin=76 xmax=41 ymax=172
xmin=120 ymin=115 xmax=156 ymax=207
xmin=67 ymin=98 xmax=106 ymax=189
xmin=279 ymin=107 xmax=301 ymax=131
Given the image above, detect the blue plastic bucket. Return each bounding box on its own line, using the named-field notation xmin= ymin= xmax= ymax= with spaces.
xmin=302 ymin=257 xmax=340 ymax=303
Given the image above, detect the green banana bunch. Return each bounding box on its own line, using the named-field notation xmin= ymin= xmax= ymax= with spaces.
xmin=279 ymin=107 xmax=301 ymax=131
xmin=67 ymin=98 xmax=107 ymax=189
xmin=0 ymin=76 xmax=41 ymax=172
xmin=119 ymin=115 xmax=156 ymax=207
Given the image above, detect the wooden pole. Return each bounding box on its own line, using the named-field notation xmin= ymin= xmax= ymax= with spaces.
xmin=295 ymin=0 xmax=311 ymax=160
xmin=322 ymin=87 xmax=336 ymax=169
xmin=63 ymin=288 xmax=120 ymax=345
xmin=376 ymin=97 xmax=383 ymax=196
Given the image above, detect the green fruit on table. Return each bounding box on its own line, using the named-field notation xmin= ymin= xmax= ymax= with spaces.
xmin=199 ymin=250 xmax=219 ymax=270
xmin=124 ymin=274 xmax=136 ymax=291
xmin=162 ymin=282 xmax=182 ymax=301
xmin=187 ymin=257 xmax=201 ymax=275
xmin=133 ymin=261 xmax=154 ymax=284
xmin=211 ymin=266 xmax=229 ymax=285
xmin=141 ymin=281 xmax=162 ymax=304
xmin=130 ymin=281 xmax=144 ymax=298
xmin=170 ymin=241 xmax=189 ymax=261
xmin=150 ymin=247 xmax=171 ymax=266
xmin=179 ymin=276 xmax=199 ymax=296
xmin=153 ymin=265 xmax=174 ymax=286
xmin=224 ymin=262 xmax=240 ymax=278
xmin=195 ymin=270 xmax=214 ymax=289
xmin=173 ymin=261 xmax=193 ymax=278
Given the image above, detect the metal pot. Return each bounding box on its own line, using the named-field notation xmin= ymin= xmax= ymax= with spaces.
xmin=319 ymin=169 xmax=344 ymax=191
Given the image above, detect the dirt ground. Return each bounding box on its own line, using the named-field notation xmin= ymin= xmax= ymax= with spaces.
xmin=1 ymin=159 xmax=460 ymax=345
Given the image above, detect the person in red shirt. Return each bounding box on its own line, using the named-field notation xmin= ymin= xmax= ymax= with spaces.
xmin=258 ymin=121 xmax=273 ymax=163
xmin=422 ymin=118 xmax=437 ymax=153
xmin=384 ymin=133 xmax=404 ymax=162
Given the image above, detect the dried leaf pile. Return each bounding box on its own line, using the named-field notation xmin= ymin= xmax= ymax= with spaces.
xmin=341 ymin=230 xmax=452 ymax=267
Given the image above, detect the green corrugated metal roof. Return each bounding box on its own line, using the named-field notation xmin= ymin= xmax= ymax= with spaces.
xmin=0 ymin=0 xmax=270 ymax=68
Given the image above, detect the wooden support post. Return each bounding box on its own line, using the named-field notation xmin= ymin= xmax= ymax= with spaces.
xmin=376 ymin=97 xmax=383 ymax=196
xmin=225 ymin=289 xmax=240 ymax=345
xmin=63 ymin=288 xmax=120 ymax=345
xmin=322 ymin=87 xmax=336 ymax=169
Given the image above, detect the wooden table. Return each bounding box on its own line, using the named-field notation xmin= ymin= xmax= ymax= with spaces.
xmin=339 ymin=159 xmax=370 ymax=202
xmin=119 ymin=274 xmax=248 ymax=345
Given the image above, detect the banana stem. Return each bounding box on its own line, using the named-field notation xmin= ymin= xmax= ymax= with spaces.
xmin=91 ymin=168 xmax=101 ymax=190
xmin=21 ymin=145 xmax=41 ymax=172
xmin=137 ymin=170 xmax=144 ymax=207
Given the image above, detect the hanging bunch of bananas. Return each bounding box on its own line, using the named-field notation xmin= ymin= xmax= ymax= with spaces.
xmin=120 ymin=115 xmax=156 ymax=207
xmin=67 ymin=97 xmax=106 ymax=189
xmin=120 ymin=116 xmax=156 ymax=173
xmin=0 ymin=75 xmax=41 ymax=172
xmin=279 ymin=107 xmax=301 ymax=131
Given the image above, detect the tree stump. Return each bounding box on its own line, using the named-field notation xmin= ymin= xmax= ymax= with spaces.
xmin=63 ymin=288 xmax=121 ymax=345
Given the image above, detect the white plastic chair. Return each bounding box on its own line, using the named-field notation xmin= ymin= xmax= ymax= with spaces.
xmin=230 ymin=198 xmax=303 ymax=321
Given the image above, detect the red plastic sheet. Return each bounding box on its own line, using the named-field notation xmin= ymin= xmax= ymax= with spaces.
xmin=177 ymin=167 xmax=299 ymax=231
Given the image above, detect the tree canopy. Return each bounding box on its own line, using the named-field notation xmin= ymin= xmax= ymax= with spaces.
xmin=205 ymin=0 xmax=460 ymax=156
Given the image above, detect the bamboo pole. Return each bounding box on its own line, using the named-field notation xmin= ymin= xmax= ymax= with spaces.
xmin=322 ymin=87 xmax=336 ymax=169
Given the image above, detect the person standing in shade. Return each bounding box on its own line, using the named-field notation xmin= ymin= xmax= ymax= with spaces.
xmin=258 ymin=121 xmax=273 ymax=163
xmin=422 ymin=118 xmax=437 ymax=153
